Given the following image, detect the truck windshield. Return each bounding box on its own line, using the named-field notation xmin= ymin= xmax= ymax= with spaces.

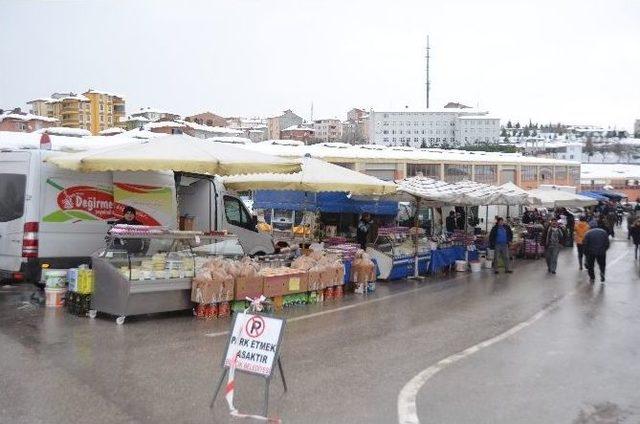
xmin=223 ymin=195 xmax=253 ymax=229
xmin=0 ymin=173 xmax=26 ymax=223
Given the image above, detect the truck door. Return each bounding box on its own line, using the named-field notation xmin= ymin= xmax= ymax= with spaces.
xmin=0 ymin=159 xmax=29 ymax=274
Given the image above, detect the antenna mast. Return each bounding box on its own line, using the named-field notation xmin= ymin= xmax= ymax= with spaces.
xmin=425 ymin=35 xmax=431 ymax=110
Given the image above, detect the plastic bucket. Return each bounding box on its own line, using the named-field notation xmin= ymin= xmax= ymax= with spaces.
xmin=455 ymin=260 xmax=468 ymax=272
xmin=469 ymin=261 xmax=482 ymax=273
xmin=44 ymin=287 xmax=67 ymax=308
xmin=43 ymin=269 xmax=67 ymax=288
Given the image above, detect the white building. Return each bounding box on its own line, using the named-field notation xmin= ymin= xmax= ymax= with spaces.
xmin=368 ymin=108 xmax=500 ymax=148
xmin=312 ymin=118 xmax=343 ymax=142
xmin=515 ymin=138 xmax=583 ymax=161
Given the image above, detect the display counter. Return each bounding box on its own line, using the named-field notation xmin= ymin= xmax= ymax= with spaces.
xmin=91 ymin=229 xmax=235 ymax=324
xmin=367 ymin=230 xmax=430 ymax=280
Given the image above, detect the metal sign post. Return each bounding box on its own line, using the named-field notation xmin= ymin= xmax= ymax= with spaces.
xmin=210 ymin=310 xmax=287 ymax=419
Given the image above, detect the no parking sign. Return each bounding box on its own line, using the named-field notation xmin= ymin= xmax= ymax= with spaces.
xmin=223 ymin=312 xmax=285 ymax=378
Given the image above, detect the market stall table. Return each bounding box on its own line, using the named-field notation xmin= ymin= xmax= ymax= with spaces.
xmin=428 ymin=246 xmax=467 ymax=274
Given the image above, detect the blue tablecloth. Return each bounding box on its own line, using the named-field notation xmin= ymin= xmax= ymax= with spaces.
xmin=428 ymin=246 xmax=467 ymax=273
xmin=343 ymin=259 xmax=380 ymax=284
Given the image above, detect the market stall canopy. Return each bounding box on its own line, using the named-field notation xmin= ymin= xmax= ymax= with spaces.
xmin=499 ymin=181 xmax=542 ymax=205
xmin=579 ymin=191 xmax=609 ymax=201
xmin=45 ymin=135 xmax=302 ymax=175
xmin=396 ymin=177 xmax=531 ymax=206
xmin=223 ymin=156 xmax=397 ymax=196
xmin=527 ymin=188 xmax=598 ymax=208
xmin=590 ymin=189 xmax=627 ymax=201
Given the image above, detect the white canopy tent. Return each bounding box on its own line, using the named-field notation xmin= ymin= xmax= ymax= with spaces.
xmin=526 ymin=188 xmax=598 ymax=208
xmin=223 ymin=156 xmax=397 ymax=196
xmin=397 ymin=177 xmax=533 ymax=207
xmin=45 ymin=134 xmax=301 ymax=175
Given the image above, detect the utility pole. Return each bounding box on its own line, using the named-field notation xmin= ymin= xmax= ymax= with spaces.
xmin=425 ymin=35 xmax=431 ymax=110
xmin=310 ymin=102 xmax=314 ymax=122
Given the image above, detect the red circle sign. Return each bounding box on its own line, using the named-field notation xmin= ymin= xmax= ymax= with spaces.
xmin=245 ymin=315 xmax=265 ymax=338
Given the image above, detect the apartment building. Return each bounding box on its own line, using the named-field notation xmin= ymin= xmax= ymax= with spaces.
xmin=312 ymin=118 xmax=343 ymax=142
xmin=83 ymin=90 xmax=126 ymax=134
xmin=267 ymin=109 xmax=303 ymax=139
xmin=0 ymin=109 xmax=58 ymax=132
xmin=185 ymin=111 xmax=227 ymax=127
xmin=368 ymin=108 xmax=500 ymax=148
xmin=27 ymin=90 xmax=126 ymax=134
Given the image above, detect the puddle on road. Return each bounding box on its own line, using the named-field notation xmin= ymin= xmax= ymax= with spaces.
xmin=573 ymin=402 xmax=635 ymax=424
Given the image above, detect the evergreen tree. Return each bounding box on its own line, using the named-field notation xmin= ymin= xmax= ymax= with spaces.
xmin=420 ymin=139 xmax=427 ymax=149
xmin=523 ymin=128 xmax=530 ymax=137
xmin=500 ymin=128 xmax=507 ymax=137
xmin=515 ymin=122 xmax=521 ymax=129
xmin=506 ymin=120 xmax=513 ymax=129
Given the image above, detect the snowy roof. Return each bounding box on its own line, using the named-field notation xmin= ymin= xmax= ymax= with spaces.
xmin=182 ymin=121 xmax=243 ymax=134
xmin=206 ymin=136 xmax=252 ymax=145
xmin=240 ymin=140 xmax=579 ymax=166
xmin=115 ymin=128 xmax=163 ymax=139
xmin=372 ymin=108 xmax=490 ymax=115
xmin=98 ymin=127 xmax=126 ymax=135
xmin=580 ymin=163 xmax=640 ymax=181
xmin=282 ymin=125 xmax=315 ymax=132
xmin=144 ymin=121 xmax=186 ymax=129
xmin=34 ymin=127 xmax=92 ymax=137
xmin=0 ymin=131 xmax=138 ymax=152
xmin=84 ymin=89 xmax=125 ymax=98
xmin=132 ymin=107 xmax=176 ymax=116
xmin=0 ymin=112 xmax=58 ymax=123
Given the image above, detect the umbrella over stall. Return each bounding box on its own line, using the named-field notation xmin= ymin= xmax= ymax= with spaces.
xmin=223 ymin=155 xmax=397 ymax=196
xmin=45 ymin=135 xmax=302 ymax=176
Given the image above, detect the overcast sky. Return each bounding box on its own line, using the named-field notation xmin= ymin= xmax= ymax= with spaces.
xmin=1 ymin=0 xmax=638 ymax=129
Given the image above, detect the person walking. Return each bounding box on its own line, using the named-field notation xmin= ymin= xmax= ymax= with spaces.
xmin=630 ymin=220 xmax=640 ymax=260
xmin=544 ymin=218 xmax=564 ymax=274
xmin=489 ymin=217 xmax=513 ymax=274
xmin=583 ymin=222 xmax=610 ymax=283
xmin=627 ymin=210 xmax=636 ymax=240
xmin=574 ymin=216 xmax=590 ymax=270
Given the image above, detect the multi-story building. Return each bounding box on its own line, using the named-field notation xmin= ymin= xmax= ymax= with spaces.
xmin=267 ymin=109 xmax=303 ymax=139
xmin=28 ymin=93 xmax=91 ymax=131
xmin=280 ymin=125 xmax=315 ymax=144
xmin=185 ymin=112 xmax=227 ymax=127
xmin=27 ymin=90 xmax=125 ymax=134
xmin=130 ymin=107 xmax=179 ymax=123
xmin=227 ymin=117 xmax=269 ymax=142
xmin=515 ymin=138 xmax=583 ymax=161
xmin=347 ymin=108 xmax=367 ymax=123
xmin=368 ymin=108 xmax=501 ymax=148
xmin=312 ymin=118 xmax=343 ymax=142
xmin=0 ymin=109 xmax=58 ymax=132
xmin=83 ymin=90 xmax=126 ymax=134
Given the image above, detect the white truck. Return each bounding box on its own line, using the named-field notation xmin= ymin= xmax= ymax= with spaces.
xmin=0 ymin=148 xmax=275 ymax=284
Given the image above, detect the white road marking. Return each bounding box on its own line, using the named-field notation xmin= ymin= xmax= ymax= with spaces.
xmin=205 ymin=274 xmax=468 ymax=338
xmin=397 ymin=251 xmax=628 ymax=424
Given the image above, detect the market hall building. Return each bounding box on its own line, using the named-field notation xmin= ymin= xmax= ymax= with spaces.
xmin=239 ymin=140 xmax=581 ymax=190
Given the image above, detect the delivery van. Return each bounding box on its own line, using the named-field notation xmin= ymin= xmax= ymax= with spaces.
xmin=0 ymin=148 xmax=274 ymax=283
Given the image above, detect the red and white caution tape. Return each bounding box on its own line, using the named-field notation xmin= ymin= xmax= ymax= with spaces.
xmin=224 ymin=296 xmax=281 ymax=423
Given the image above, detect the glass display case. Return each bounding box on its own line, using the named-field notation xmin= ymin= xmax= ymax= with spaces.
xmin=366 ymin=228 xmax=431 ymax=280
xmin=91 ymin=230 xmax=235 ymax=324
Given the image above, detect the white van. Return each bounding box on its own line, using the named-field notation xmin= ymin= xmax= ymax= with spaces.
xmin=0 ymin=148 xmax=274 ymax=283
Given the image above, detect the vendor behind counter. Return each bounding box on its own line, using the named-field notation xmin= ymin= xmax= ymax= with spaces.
xmin=112 ymin=206 xmax=148 ymax=255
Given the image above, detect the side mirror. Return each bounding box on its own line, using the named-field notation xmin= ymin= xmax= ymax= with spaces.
xmin=252 ymin=215 xmax=258 ymax=227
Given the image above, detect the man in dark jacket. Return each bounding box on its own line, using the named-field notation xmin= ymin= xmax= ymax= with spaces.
xmin=489 ymin=217 xmax=513 ymax=274
xmin=445 ymin=211 xmax=456 ymax=233
xmin=583 ymin=222 xmax=610 ymax=283
xmin=356 ymin=213 xmax=372 ymax=250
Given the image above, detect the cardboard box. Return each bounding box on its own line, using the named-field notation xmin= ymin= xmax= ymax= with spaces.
xmin=263 ymin=275 xmax=288 ymax=297
xmin=284 ymin=272 xmax=309 ymax=295
xmin=308 ymin=268 xmax=323 ymax=291
xmin=234 ymin=275 xmax=264 ymax=300
xmin=191 ymin=275 xmax=234 ymax=303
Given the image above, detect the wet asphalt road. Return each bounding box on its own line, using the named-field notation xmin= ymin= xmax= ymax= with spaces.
xmin=1 ymin=232 xmax=639 ymax=424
